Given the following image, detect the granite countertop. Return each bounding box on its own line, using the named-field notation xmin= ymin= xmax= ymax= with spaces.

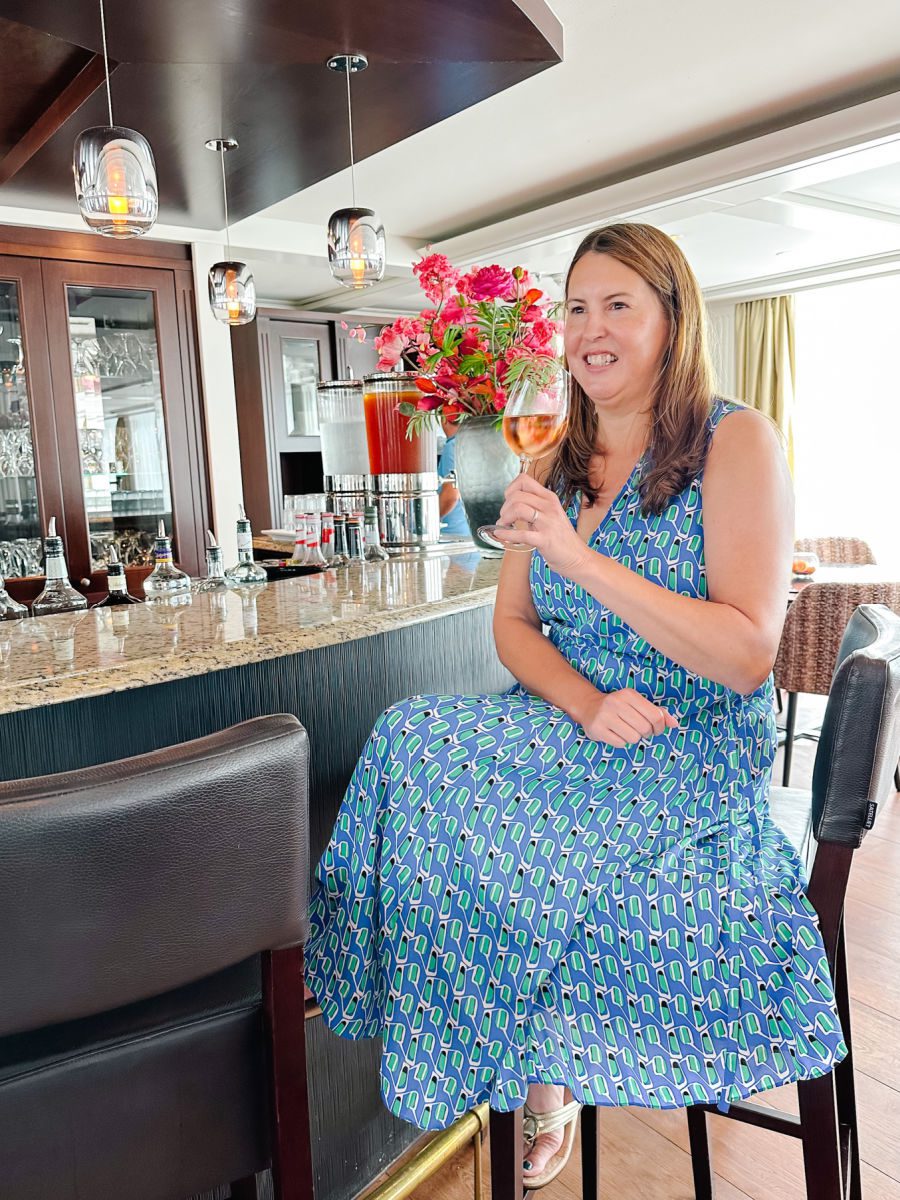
xmin=0 ymin=550 xmax=501 ymax=715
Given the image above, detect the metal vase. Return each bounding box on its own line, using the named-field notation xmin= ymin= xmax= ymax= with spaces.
xmin=453 ymin=415 xmax=519 ymax=557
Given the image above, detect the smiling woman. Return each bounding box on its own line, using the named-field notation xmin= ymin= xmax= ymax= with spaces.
xmin=306 ymin=221 xmax=845 ymax=1193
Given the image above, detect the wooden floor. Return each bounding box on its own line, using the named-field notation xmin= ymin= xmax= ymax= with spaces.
xmin=364 ymin=696 xmax=900 ymax=1200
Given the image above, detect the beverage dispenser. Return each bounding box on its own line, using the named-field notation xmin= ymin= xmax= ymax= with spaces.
xmin=316 ymin=379 xmax=370 ymax=514
xmin=362 ymin=372 xmax=440 ymax=547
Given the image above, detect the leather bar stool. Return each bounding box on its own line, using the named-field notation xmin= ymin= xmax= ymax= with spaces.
xmin=0 ymin=713 xmax=314 ymax=1200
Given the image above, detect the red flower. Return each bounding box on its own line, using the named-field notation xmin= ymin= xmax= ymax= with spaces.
xmin=464 ymin=265 xmax=517 ymax=302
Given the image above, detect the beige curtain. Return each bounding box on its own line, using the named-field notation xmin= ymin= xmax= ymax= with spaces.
xmin=735 ymin=295 xmax=796 ymax=473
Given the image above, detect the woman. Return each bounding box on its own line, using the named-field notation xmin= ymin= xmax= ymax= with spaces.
xmin=305 ymin=223 xmax=846 ymax=1189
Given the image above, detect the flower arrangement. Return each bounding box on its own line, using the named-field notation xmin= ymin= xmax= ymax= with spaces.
xmin=373 ymin=252 xmax=561 ymax=436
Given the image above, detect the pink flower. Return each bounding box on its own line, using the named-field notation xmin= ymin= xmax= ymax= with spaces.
xmin=415 ymin=395 xmax=442 ymax=411
xmin=525 ymin=318 xmax=558 ymax=349
xmin=441 ymin=297 xmax=469 ymax=326
xmin=492 ymin=387 xmax=507 ymax=411
xmin=374 ymin=328 xmax=406 ymax=369
xmin=464 ymin=265 xmax=517 ymax=302
xmin=413 ymin=252 xmax=461 ymax=304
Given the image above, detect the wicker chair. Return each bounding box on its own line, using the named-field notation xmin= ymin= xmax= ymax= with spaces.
xmin=794 ymin=536 xmax=877 ymax=566
xmin=775 ymin=580 xmax=900 ymax=784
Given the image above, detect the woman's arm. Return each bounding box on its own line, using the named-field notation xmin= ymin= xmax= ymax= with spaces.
xmin=495 ymin=408 xmax=794 ymax=695
xmin=494 ymin=468 xmax=679 ymax=745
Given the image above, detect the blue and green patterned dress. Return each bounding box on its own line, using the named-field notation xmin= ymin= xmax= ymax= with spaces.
xmin=305 ymin=399 xmax=846 ymax=1131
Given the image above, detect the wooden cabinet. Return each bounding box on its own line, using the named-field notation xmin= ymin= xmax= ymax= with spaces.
xmin=231 ymin=308 xmax=387 ymax=533
xmin=0 ymin=229 xmax=209 ymax=598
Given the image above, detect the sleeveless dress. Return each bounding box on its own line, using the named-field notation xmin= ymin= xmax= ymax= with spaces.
xmin=305 ymin=399 xmax=846 ymax=1132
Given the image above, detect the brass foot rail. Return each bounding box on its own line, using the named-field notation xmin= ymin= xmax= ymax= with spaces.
xmin=358 ymin=1102 xmax=489 ymax=1200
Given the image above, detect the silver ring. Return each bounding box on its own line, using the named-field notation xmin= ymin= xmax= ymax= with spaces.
xmin=531 ymin=507 xmax=539 ymax=524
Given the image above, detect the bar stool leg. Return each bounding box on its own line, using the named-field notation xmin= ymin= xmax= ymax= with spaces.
xmin=782 ymin=693 xmax=798 ymax=786
xmin=686 ymin=1105 xmax=715 ymax=1200
xmin=833 ymin=928 xmax=861 ymax=1200
xmin=580 ymin=1105 xmax=600 ymax=1200
xmin=489 ymin=1107 xmax=525 ymax=1199
xmin=797 ymin=1074 xmax=843 ymax=1200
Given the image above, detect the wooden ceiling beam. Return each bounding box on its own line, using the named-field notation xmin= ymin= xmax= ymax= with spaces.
xmin=0 ymin=53 xmax=116 ymax=187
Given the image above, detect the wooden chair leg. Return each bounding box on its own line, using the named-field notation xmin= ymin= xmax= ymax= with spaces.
xmin=264 ymin=945 xmax=316 ymax=1200
xmin=833 ymin=928 xmax=861 ymax=1200
xmin=686 ymin=1105 xmax=715 ymax=1200
xmin=489 ymin=1106 xmax=524 ymax=1199
xmin=797 ymin=1074 xmax=843 ymax=1200
xmin=580 ymin=1104 xmax=600 ymax=1200
xmin=782 ymin=692 xmax=798 ymax=786
xmin=231 ymin=1176 xmax=261 ymax=1199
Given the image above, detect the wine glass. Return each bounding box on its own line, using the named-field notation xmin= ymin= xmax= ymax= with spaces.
xmin=477 ymin=358 xmax=570 ymax=552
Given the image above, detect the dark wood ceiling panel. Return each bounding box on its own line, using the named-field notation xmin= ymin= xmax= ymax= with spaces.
xmin=0 ymin=17 xmax=93 ymax=153
xmin=0 ymin=1 xmax=562 ymax=228
xmin=0 ymin=0 xmax=560 ymax=65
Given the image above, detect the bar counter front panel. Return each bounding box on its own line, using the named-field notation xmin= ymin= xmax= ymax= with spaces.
xmin=0 ymin=553 xmax=511 ymax=1200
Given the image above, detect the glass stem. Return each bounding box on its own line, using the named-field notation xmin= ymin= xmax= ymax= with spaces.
xmin=518 ymin=455 xmax=532 ymax=477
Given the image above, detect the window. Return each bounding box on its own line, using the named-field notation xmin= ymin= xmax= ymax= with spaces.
xmin=793 ymin=276 xmax=899 ymax=567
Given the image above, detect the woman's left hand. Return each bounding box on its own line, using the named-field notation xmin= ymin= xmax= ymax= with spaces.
xmin=493 ymin=473 xmax=593 ymax=579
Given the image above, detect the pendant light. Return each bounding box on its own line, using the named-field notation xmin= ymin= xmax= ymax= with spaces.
xmin=326 ymin=53 xmax=386 ymax=290
xmin=205 ymin=138 xmax=256 ymax=326
xmin=73 ymin=0 xmax=158 ymax=238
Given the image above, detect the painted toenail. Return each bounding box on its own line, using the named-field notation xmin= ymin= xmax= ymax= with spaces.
xmin=523 ymin=1160 xmax=533 ymax=1171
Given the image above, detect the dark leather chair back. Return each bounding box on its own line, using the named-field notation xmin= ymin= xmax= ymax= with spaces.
xmin=811 ymin=603 xmax=900 ymax=847
xmin=0 ymin=714 xmax=312 ymax=1200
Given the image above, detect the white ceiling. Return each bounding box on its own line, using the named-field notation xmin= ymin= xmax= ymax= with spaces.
xmin=8 ymin=0 xmax=899 ymax=310
xmin=230 ymin=0 xmax=900 ymax=310
xmin=259 ymin=0 xmax=900 ymax=242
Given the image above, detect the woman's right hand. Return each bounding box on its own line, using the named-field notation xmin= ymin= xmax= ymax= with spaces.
xmin=578 ymin=688 xmax=680 ymax=748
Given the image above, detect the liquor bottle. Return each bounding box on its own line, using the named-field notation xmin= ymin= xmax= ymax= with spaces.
xmin=346 ymin=512 xmax=366 ymax=562
xmin=226 ymin=503 xmax=267 ymax=585
xmin=0 ymin=575 xmax=27 ymax=620
xmin=320 ymin=512 xmax=337 ymax=564
xmin=304 ymin=512 xmax=328 ymax=567
xmin=33 ymin=517 xmax=88 ymax=616
xmin=92 ymin=546 xmax=142 ymax=607
xmin=193 ymin=530 xmax=230 ymax=593
xmin=291 ymin=512 xmax=308 ymax=564
xmin=332 ymin=514 xmax=350 ymax=567
xmin=363 ymin=506 xmax=389 ymax=562
xmin=143 ymin=520 xmax=191 ymax=600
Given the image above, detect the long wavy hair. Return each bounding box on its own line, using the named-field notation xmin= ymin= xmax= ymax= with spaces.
xmin=545 ymin=222 xmax=717 ymax=516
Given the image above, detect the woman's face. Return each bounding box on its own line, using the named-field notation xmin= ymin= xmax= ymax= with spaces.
xmin=564 ymin=252 xmax=670 ymax=413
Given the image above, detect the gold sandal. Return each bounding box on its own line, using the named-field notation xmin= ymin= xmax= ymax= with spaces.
xmin=521 ymin=1097 xmax=583 ymax=1190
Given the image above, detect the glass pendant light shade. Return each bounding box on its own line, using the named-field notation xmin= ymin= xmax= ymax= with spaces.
xmin=205 ymin=137 xmax=256 ymax=326
xmin=327 ymin=206 xmax=386 ymax=289
xmin=326 ymin=52 xmax=386 ymax=290
xmin=73 ymin=124 xmax=158 ymax=238
xmin=208 ymin=260 xmax=256 ymax=326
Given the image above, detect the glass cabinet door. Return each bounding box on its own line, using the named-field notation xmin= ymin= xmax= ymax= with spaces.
xmin=42 ymin=259 xmax=208 ymax=581
xmin=0 ymin=277 xmax=45 ymax=581
xmin=283 ymin=337 xmax=322 ymax=436
xmin=65 ymin=286 xmax=172 ymax=570
xmin=266 ymin=320 xmax=333 ymax=450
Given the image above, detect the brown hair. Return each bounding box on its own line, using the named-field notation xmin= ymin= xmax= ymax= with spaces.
xmin=546 ymin=222 xmax=717 ymax=516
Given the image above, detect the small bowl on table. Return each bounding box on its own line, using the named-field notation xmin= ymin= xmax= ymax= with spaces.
xmin=791 ymin=551 xmax=819 ymax=581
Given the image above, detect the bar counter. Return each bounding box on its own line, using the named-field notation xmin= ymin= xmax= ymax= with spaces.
xmin=0 ymin=550 xmax=502 ymax=715
xmin=0 ymin=547 xmax=512 ymax=1200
